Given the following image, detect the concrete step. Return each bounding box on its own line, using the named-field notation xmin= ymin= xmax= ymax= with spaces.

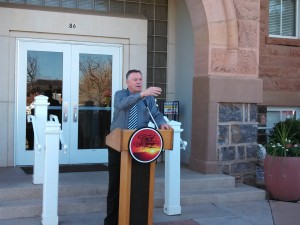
xmin=154 ymin=183 xmax=266 ymax=207
xmin=0 ymin=184 xmax=265 ymax=219
xmin=155 ymin=173 xmax=236 ymax=193
xmin=0 ymin=196 xmax=106 ymax=219
xmin=0 ymin=184 xmax=107 ymax=201
xmin=0 ymin=198 xmax=42 ymax=219
xmin=179 ymin=184 xmax=266 ymax=205
xmin=0 ymin=173 xmax=234 ymax=202
xmin=0 ymin=166 xmax=266 ymax=219
xmin=0 ymin=186 xmax=42 ymax=201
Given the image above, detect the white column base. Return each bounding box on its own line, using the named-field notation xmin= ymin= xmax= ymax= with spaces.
xmin=164 ymin=205 xmax=182 ymax=215
xmin=42 ymin=215 xmax=58 ymax=225
xmin=32 ymin=175 xmax=43 ymax=184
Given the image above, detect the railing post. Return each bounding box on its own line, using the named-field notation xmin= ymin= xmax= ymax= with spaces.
xmin=42 ymin=120 xmax=61 ymax=225
xmin=33 ymin=95 xmax=49 ymax=184
xmin=164 ymin=120 xmax=183 ymax=215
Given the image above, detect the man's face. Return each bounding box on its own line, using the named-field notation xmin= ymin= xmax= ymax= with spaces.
xmin=126 ymin=72 xmax=143 ymax=93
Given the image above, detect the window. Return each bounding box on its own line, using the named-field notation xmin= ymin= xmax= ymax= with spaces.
xmin=257 ymin=106 xmax=299 ymax=144
xmin=269 ymin=0 xmax=297 ymax=37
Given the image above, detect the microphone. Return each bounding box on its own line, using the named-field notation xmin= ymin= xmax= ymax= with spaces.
xmin=143 ymin=98 xmax=159 ymax=129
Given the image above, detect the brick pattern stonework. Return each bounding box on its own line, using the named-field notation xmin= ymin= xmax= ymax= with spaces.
xmin=210 ymin=0 xmax=259 ymax=76
xmin=260 ymin=0 xmax=300 ymax=93
xmin=217 ymin=103 xmax=258 ymax=185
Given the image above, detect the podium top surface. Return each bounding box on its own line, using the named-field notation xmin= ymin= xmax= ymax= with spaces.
xmin=106 ymin=128 xmax=173 ymax=152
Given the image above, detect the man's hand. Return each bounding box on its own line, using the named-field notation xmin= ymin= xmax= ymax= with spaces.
xmin=160 ymin=123 xmax=172 ymax=130
xmin=140 ymin=87 xmax=162 ymax=98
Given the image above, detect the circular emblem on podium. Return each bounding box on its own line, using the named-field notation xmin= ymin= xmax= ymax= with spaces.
xmin=129 ymin=127 xmax=163 ymax=163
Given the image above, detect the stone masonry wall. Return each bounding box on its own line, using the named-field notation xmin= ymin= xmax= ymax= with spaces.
xmin=218 ymin=103 xmax=258 ymax=185
xmin=187 ymin=0 xmax=261 ymax=175
xmin=210 ymin=0 xmax=259 ymax=76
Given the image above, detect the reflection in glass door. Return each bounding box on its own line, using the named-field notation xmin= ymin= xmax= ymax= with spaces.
xmin=26 ymin=51 xmax=63 ymax=151
xmin=77 ymin=54 xmax=112 ymax=150
xmin=69 ymin=44 xmax=121 ymax=163
xmin=16 ymin=39 xmax=122 ymax=165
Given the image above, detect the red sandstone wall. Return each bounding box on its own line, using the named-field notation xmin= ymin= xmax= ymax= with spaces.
xmin=260 ymin=0 xmax=300 ymax=106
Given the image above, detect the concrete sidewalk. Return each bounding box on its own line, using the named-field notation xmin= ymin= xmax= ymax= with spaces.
xmin=0 ymin=200 xmax=299 ymax=225
xmin=269 ymin=200 xmax=300 ymax=225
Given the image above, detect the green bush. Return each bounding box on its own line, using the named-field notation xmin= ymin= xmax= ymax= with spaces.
xmin=265 ymin=118 xmax=300 ymax=157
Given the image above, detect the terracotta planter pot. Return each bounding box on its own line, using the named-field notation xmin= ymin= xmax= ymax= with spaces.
xmin=264 ymin=155 xmax=300 ymax=201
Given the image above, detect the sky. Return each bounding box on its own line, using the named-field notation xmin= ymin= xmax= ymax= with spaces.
xmin=28 ymin=50 xmax=63 ymax=80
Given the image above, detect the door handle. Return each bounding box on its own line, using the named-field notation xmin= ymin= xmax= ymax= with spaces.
xmin=64 ymin=113 xmax=68 ymax=122
xmin=63 ymin=102 xmax=68 ymax=122
xmin=73 ymin=103 xmax=78 ymax=123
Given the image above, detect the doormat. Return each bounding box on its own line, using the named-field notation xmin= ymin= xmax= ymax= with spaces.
xmin=154 ymin=220 xmax=200 ymax=225
xmin=20 ymin=164 xmax=108 ymax=174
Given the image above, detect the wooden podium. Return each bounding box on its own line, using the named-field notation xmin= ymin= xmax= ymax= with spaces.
xmin=106 ymin=128 xmax=173 ymax=225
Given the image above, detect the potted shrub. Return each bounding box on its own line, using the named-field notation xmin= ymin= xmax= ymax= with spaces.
xmin=263 ymin=118 xmax=300 ymax=202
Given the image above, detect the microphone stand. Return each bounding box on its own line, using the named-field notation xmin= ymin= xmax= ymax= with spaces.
xmin=143 ymin=98 xmax=159 ymax=129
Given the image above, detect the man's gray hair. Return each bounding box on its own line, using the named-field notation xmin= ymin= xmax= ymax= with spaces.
xmin=126 ymin=69 xmax=142 ymax=79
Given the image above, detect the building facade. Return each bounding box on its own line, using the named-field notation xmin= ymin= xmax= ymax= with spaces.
xmin=1 ymin=0 xmax=297 ymax=184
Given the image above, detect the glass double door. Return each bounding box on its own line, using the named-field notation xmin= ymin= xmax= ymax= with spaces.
xmin=16 ymin=39 xmax=122 ymax=165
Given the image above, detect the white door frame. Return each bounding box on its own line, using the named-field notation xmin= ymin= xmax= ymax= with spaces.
xmin=69 ymin=43 xmax=122 ymax=163
xmin=15 ymin=38 xmax=122 ymax=165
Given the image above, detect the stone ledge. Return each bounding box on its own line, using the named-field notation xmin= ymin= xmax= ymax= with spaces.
xmin=266 ymin=36 xmax=300 ymax=47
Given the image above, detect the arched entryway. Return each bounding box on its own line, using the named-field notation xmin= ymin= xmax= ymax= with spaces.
xmin=184 ymin=0 xmax=262 ymax=179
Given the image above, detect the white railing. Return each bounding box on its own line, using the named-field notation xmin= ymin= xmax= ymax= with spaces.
xmin=42 ymin=120 xmax=61 ymax=225
xmin=28 ymin=95 xmax=49 ymax=184
xmin=164 ymin=119 xmax=187 ymax=215
xmin=49 ymin=115 xmax=68 ymax=153
xmin=30 ymin=97 xmax=186 ymax=223
xmin=29 ymin=95 xmax=67 ymax=225
xmin=27 ymin=115 xmax=42 ymax=152
xmin=149 ymin=118 xmax=187 ymax=216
